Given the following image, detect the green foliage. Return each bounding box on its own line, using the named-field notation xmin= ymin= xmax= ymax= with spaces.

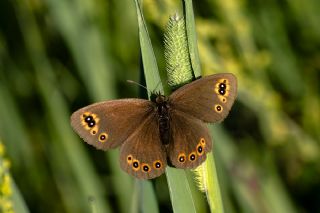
xmin=0 ymin=0 xmax=319 ymax=212
xmin=134 ymin=1 xmax=200 ymax=212
xmin=164 ymin=3 xmax=224 ymax=212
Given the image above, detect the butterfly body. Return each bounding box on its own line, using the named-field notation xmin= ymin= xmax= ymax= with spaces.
xmin=152 ymin=94 xmax=171 ymax=146
xmin=71 ymin=73 xmax=237 ymax=179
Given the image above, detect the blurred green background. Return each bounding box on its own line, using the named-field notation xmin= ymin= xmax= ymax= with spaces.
xmin=0 ymin=0 xmax=319 ymax=212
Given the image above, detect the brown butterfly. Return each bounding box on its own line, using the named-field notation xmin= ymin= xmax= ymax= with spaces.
xmin=70 ymin=73 xmax=237 ymax=179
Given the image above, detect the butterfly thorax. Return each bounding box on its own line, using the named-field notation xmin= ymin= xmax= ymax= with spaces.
xmin=152 ymin=94 xmax=170 ymax=146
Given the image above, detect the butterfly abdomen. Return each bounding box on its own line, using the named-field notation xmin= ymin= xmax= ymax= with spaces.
xmin=155 ymin=96 xmax=170 ymax=146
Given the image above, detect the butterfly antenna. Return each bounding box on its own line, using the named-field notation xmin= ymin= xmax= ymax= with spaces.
xmin=127 ymin=80 xmax=163 ymax=96
xmin=126 ymin=80 xmax=148 ymax=91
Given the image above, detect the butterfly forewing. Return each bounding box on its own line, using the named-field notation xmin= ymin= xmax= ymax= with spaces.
xmin=70 ymin=99 xmax=154 ymax=150
xmin=70 ymin=73 xmax=237 ymax=179
xmin=168 ymin=109 xmax=212 ymax=169
xmin=120 ymin=114 xmax=167 ymax=179
xmin=169 ymin=73 xmax=237 ymax=123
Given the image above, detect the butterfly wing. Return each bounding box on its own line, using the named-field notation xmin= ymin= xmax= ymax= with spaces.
xmin=167 ymin=109 xmax=212 ymax=169
xmin=119 ymin=113 xmax=167 ymax=179
xmin=70 ymin=99 xmax=154 ymax=150
xmin=169 ymin=73 xmax=237 ymax=123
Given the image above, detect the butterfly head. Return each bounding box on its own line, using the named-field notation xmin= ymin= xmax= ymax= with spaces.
xmin=150 ymin=92 xmax=168 ymax=104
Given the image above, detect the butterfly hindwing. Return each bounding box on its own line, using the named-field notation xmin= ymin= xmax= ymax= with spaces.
xmin=70 ymin=99 xmax=154 ymax=150
xmin=169 ymin=73 xmax=237 ymax=123
xmin=71 ymin=73 xmax=237 ymax=179
xmin=168 ymin=109 xmax=212 ymax=169
xmin=119 ymin=114 xmax=167 ymax=179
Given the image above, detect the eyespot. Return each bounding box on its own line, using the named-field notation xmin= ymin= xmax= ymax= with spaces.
xmin=214 ymin=104 xmax=223 ymax=113
xmin=189 ymin=152 xmax=197 ymax=161
xmin=132 ymin=160 xmax=140 ymax=171
xmin=197 ymin=144 xmax=204 ymax=156
xmin=219 ymin=83 xmax=226 ymax=89
xmin=200 ymin=138 xmax=205 ymax=145
xmin=218 ymin=83 xmax=227 ymax=95
xmin=85 ymin=115 xmax=93 ymax=122
xmin=218 ymin=88 xmax=226 ymax=95
xmin=216 ymin=79 xmax=227 ymax=87
xmin=178 ymin=153 xmax=186 ymax=163
xmin=141 ymin=163 xmax=151 ymax=173
xmin=215 ymin=88 xmax=229 ymax=97
xmin=84 ymin=115 xmax=95 ymax=127
xmin=81 ymin=112 xmax=100 ymax=130
xmin=218 ymin=95 xmax=227 ymax=103
xmin=88 ymin=121 xmax=95 ymax=127
xmin=153 ymin=161 xmax=162 ymax=169
xmin=215 ymin=79 xmax=230 ymax=97
xmin=127 ymin=155 xmax=133 ymax=164
xmin=98 ymin=133 xmax=108 ymax=142
xmin=90 ymin=126 xmax=98 ymax=135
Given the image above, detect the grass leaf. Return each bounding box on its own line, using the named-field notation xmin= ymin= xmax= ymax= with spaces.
xmin=134 ymin=1 xmax=197 ymax=212
xmin=183 ymin=0 xmax=201 ymax=77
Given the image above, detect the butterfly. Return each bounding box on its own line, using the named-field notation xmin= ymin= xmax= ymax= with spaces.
xmin=70 ymin=73 xmax=237 ymax=179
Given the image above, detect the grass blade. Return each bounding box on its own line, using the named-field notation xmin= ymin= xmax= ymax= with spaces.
xmin=183 ymin=0 xmax=201 ymax=77
xmin=134 ymin=0 xmax=162 ymax=93
xmin=166 ymin=168 xmax=197 ymax=213
xmin=183 ymin=0 xmax=224 ymax=212
xmin=133 ymin=0 xmax=196 ymax=212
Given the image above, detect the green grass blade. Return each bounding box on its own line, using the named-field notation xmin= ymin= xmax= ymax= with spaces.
xmin=183 ymin=0 xmax=201 ymax=77
xmin=11 ymin=180 xmax=30 ymax=213
xmin=183 ymin=0 xmax=224 ymax=212
xmin=131 ymin=1 xmax=161 ymax=213
xmin=133 ymin=1 xmax=197 ymax=212
xmin=166 ymin=168 xmax=197 ymax=213
xmin=129 ymin=180 xmax=159 ymax=213
xmin=141 ymin=181 xmax=159 ymax=213
xmin=134 ymin=0 xmax=162 ymax=93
